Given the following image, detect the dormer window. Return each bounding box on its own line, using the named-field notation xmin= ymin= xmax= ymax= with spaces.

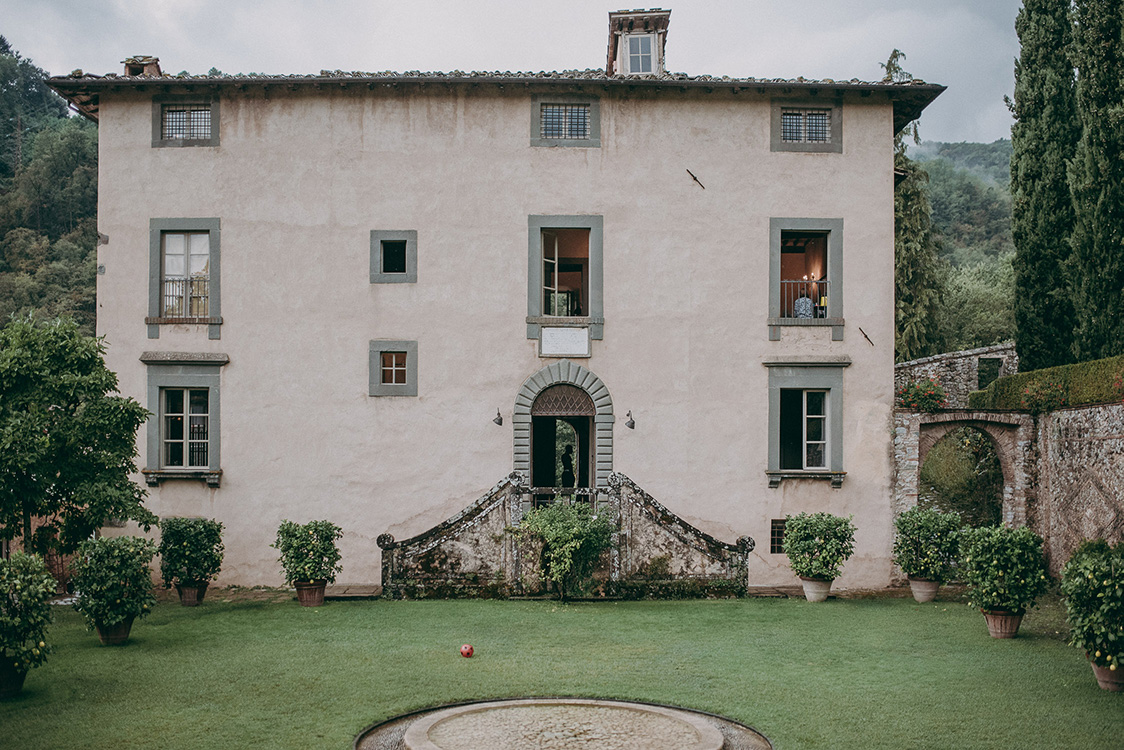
xmin=606 ymin=9 xmax=670 ymax=76
xmin=625 ymin=34 xmax=655 ymax=74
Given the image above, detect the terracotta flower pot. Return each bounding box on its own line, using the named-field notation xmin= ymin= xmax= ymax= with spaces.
xmin=799 ymin=577 xmax=833 ymax=603
xmin=175 ymin=582 xmax=209 ymax=606
xmin=908 ymin=578 xmax=940 ymax=603
xmin=1091 ymin=663 xmax=1124 ymax=692
xmin=0 ymin=661 xmax=28 ymax=700
xmin=95 ymin=615 xmax=136 ymax=646
xmin=294 ymin=580 xmax=327 ymax=607
xmin=981 ymin=609 xmax=1024 ymax=639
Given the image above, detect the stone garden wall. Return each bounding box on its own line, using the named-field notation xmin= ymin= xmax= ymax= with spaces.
xmin=893 ymin=400 xmax=1124 ymax=574
xmin=1034 ymin=402 xmax=1124 ymax=573
xmin=895 ymin=342 xmax=1018 ymax=408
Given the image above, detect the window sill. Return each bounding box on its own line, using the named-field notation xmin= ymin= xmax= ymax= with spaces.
xmin=526 ymin=315 xmax=604 ymax=327
xmin=143 ymin=469 xmax=222 ymax=488
xmin=766 ymin=470 xmax=845 ymax=489
xmin=145 ymin=316 xmax=223 ymax=325
xmin=768 ymin=317 xmax=844 ymax=342
xmin=767 ymin=317 xmax=843 ymax=326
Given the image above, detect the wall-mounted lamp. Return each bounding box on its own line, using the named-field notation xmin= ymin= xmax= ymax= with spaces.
xmin=625 ymin=410 xmax=635 ymax=429
xmin=493 ymin=410 xmax=503 ymax=426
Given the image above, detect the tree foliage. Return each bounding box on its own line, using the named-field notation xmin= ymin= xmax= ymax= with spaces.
xmin=0 ymin=36 xmax=67 ymax=189
xmin=0 ymin=317 xmax=154 ymax=556
xmin=1068 ymin=0 xmax=1124 ymax=361
xmin=1009 ymin=0 xmax=1079 ymax=371
xmin=0 ymin=40 xmax=97 ymax=337
xmin=886 ymin=50 xmax=945 ymax=362
xmin=919 ymin=427 xmax=1003 ymax=528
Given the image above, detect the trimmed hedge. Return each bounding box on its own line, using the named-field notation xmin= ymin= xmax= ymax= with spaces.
xmin=968 ymin=353 xmax=1124 ymax=411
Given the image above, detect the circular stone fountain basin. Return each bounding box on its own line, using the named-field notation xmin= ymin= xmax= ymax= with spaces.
xmin=401 ymin=698 xmax=726 ymax=750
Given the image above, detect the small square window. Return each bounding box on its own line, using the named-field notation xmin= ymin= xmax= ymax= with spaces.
xmin=531 ymin=96 xmax=600 ymax=148
xmin=771 ymin=100 xmax=841 ymax=153
xmin=381 ymin=352 xmax=407 ymax=385
xmin=162 ymin=104 xmax=212 ymax=141
xmin=369 ymin=340 xmax=418 ymax=397
xmin=381 ymin=241 xmax=408 ymax=275
xmin=540 ymin=104 xmax=590 ymax=141
xmin=152 ymin=96 xmax=219 ymax=147
xmin=370 ymin=231 xmax=417 ymax=283
xmin=770 ymin=520 xmax=787 ymax=554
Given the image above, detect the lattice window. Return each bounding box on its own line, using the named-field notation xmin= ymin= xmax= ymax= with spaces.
xmin=540 ymin=104 xmax=590 ymax=140
xmin=161 ymin=104 xmax=212 ymax=141
xmin=770 ymin=519 xmax=786 ymax=554
xmin=531 ymin=384 xmax=596 ymax=417
xmin=381 ymin=352 xmax=407 ymax=385
xmin=781 ymin=108 xmax=832 ymax=143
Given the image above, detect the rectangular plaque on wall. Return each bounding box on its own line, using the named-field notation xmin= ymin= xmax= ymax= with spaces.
xmin=540 ymin=327 xmax=590 ymax=357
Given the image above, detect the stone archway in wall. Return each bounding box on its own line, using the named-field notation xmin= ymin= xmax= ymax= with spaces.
xmin=514 ymin=361 xmax=614 ymax=488
xmin=909 ymin=410 xmax=1037 ymax=526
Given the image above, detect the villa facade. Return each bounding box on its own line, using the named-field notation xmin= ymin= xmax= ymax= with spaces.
xmin=48 ymin=9 xmax=944 ymax=590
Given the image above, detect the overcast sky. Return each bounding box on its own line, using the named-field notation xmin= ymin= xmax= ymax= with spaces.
xmin=3 ymin=0 xmax=1023 ymax=144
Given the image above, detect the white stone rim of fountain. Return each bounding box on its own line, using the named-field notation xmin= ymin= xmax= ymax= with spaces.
xmin=401 ymin=697 xmax=726 ymax=750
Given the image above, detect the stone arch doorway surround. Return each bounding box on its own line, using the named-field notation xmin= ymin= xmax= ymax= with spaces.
xmin=895 ymin=409 xmax=1037 ymax=526
xmin=514 ymin=361 xmax=614 ymax=487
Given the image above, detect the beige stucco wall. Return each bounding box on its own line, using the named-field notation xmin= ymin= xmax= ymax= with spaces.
xmin=96 ymin=84 xmax=896 ymax=589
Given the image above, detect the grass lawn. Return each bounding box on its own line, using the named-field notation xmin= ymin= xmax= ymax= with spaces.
xmin=1 ymin=589 xmax=1119 ymax=749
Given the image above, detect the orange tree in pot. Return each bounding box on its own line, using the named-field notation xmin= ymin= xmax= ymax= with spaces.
xmin=0 ymin=552 xmax=56 ymax=699
xmin=71 ymin=536 xmax=157 ymax=645
xmin=960 ymin=525 xmax=1048 ymax=638
xmin=782 ymin=512 xmax=856 ymax=602
xmin=158 ymin=517 xmax=225 ymax=606
xmin=1061 ymin=539 xmax=1124 ymax=691
xmin=892 ymin=507 xmax=961 ymax=602
xmin=272 ymin=520 xmax=343 ymax=607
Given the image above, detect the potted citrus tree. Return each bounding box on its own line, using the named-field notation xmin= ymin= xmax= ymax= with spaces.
xmin=1061 ymin=539 xmax=1123 ymax=691
xmin=892 ymin=507 xmax=961 ymax=602
xmin=71 ymin=536 xmax=157 ymax=645
xmin=158 ymin=517 xmax=225 ymax=606
xmin=960 ymin=525 xmax=1048 ymax=638
xmin=783 ymin=512 xmax=856 ymax=602
xmin=0 ymin=552 xmax=56 ymax=699
xmin=273 ymin=519 xmax=343 ymax=606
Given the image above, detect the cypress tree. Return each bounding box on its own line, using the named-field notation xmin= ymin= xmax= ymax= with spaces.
xmin=1009 ymin=0 xmax=1079 ymax=371
xmin=886 ymin=50 xmax=944 ymax=362
xmin=1069 ymin=0 xmax=1124 ymax=360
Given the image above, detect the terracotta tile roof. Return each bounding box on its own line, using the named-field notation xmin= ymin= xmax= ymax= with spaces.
xmin=48 ymin=67 xmax=945 ymax=131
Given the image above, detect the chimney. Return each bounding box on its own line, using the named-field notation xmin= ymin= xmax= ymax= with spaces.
xmin=122 ymin=56 xmax=162 ymax=77
xmin=606 ymin=8 xmax=671 ymax=76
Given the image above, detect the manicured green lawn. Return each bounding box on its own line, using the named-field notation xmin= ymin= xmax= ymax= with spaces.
xmin=1 ymin=591 xmax=1118 ymax=749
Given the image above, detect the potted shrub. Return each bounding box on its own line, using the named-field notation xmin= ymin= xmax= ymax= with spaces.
xmin=273 ymin=520 xmax=343 ymax=606
xmin=0 ymin=552 xmax=56 ymax=699
xmin=1061 ymin=539 xmax=1123 ymax=691
xmin=893 ymin=507 xmax=961 ymax=602
xmin=159 ymin=517 xmax=225 ymax=606
xmin=783 ymin=512 xmax=856 ymax=602
xmin=71 ymin=536 xmax=157 ymax=645
xmin=510 ymin=502 xmax=613 ymax=601
xmin=960 ymin=525 xmax=1048 ymax=638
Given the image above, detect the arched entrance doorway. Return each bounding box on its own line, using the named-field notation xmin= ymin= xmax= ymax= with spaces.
xmin=531 ymin=385 xmax=595 ymax=501
xmin=513 ymin=361 xmax=615 ymax=496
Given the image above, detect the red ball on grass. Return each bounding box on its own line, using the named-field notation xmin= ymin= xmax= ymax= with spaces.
xmin=460 ymin=644 xmax=474 ymax=658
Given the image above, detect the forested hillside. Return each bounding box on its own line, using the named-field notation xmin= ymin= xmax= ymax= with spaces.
xmin=0 ymin=37 xmax=97 ymax=335
xmin=910 ymin=139 xmax=1015 ymax=355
